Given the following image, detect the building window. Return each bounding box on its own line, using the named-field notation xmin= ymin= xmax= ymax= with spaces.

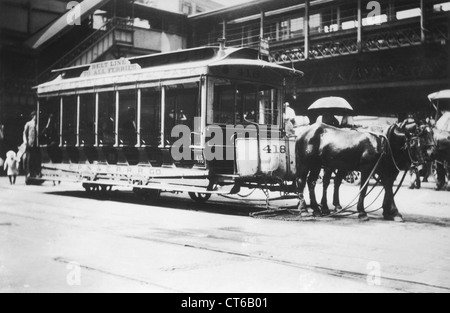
xmin=183 ymin=2 xmax=193 ymax=15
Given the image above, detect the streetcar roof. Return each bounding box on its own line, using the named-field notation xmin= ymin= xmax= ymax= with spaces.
xmin=36 ymin=47 xmax=303 ymax=96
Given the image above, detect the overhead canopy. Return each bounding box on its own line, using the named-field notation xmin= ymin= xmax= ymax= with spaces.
xmin=428 ymin=90 xmax=450 ymax=101
xmin=308 ymin=97 xmax=354 ymax=113
xmin=189 ymin=0 xmax=334 ymax=22
xmin=25 ymin=0 xmax=111 ymax=50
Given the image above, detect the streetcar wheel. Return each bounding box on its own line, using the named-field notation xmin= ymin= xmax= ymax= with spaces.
xmin=133 ymin=188 xmax=161 ymax=202
xmin=25 ymin=176 xmax=45 ymax=186
xmin=100 ymin=185 xmax=112 ymax=193
xmin=189 ymin=192 xmax=211 ymax=203
xmin=83 ymin=183 xmax=94 ymax=193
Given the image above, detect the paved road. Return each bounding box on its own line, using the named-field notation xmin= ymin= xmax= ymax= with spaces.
xmin=1 ymin=176 xmax=450 ymax=293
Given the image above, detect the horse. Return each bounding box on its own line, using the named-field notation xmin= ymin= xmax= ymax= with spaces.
xmin=295 ymin=122 xmax=434 ymax=222
xmin=431 ymin=128 xmax=450 ymax=190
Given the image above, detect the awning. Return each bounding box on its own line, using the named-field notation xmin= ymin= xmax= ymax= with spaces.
xmin=25 ymin=0 xmax=111 ymax=50
xmin=428 ymin=90 xmax=450 ymax=101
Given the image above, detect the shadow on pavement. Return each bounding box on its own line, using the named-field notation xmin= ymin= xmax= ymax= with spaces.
xmin=42 ymin=188 xmax=450 ymax=228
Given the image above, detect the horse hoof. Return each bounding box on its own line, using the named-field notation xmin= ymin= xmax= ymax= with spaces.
xmin=334 ymin=205 xmax=343 ymax=212
xmin=322 ymin=210 xmax=331 ymax=216
xmin=301 ymin=211 xmax=313 ymax=218
xmin=359 ymin=214 xmax=370 ymax=221
xmin=394 ymin=216 xmax=405 ymax=223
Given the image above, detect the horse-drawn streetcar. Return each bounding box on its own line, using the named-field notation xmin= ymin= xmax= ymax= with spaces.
xmin=31 ymin=46 xmax=434 ymax=222
xmin=32 ymin=46 xmax=303 ymax=202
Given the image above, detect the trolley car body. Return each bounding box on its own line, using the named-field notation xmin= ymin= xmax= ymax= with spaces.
xmin=34 ymin=47 xmax=302 ymax=199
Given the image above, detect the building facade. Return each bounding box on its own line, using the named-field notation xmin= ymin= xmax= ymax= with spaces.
xmin=188 ymin=0 xmax=450 ymax=117
xmin=136 ymin=0 xmax=223 ymax=15
xmin=1 ymin=0 xmax=450 ymax=157
xmin=0 ymin=0 xmax=189 ymax=154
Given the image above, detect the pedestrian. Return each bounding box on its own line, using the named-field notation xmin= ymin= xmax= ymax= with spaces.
xmin=0 ymin=123 xmax=4 ymax=166
xmin=321 ymin=113 xmax=340 ymax=128
xmin=409 ymin=165 xmax=422 ymax=190
xmin=23 ymin=111 xmax=38 ymax=178
xmin=284 ymin=102 xmax=297 ymax=136
xmin=4 ymin=151 xmax=19 ymax=185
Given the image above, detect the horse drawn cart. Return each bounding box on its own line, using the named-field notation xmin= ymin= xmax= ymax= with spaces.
xmin=30 ymin=46 xmax=304 ymax=206
xmin=428 ymin=90 xmax=450 ymax=190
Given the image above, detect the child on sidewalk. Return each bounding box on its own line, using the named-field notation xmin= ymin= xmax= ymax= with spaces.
xmin=4 ymin=151 xmax=19 ymax=185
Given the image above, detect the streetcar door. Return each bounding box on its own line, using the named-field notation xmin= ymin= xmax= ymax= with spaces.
xmin=163 ymin=80 xmax=202 ymax=166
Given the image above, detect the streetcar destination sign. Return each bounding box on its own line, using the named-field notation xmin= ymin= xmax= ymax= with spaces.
xmin=81 ymin=58 xmax=141 ymax=77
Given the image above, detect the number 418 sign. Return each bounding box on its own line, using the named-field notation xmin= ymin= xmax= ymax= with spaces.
xmin=264 ymin=145 xmax=287 ymax=154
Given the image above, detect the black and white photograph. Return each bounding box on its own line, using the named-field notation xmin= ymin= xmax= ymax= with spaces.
xmin=0 ymin=0 xmax=449 ymax=296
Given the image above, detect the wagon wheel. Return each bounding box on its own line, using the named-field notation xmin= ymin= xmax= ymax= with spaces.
xmin=189 ymin=192 xmax=212 ymax=203
xmin=345 ymin=171 xmax=361 ymax=185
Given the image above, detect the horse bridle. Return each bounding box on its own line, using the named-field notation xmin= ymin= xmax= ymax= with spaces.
xmin=403 ymin=125 xmax=434 ymax=167
xmin=385 ymin=123 xmax=431 ymax=170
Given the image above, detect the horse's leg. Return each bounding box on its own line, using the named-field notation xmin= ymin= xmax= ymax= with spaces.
xmin=357 ymin=169 xmax=371 ymax=221
xmin=321 ymin=169 xmax=332 ymax=215
xmin=446 ymin=167 xmax=450 ymax=191
xmin=296 ymin=166 xmax=310 ymax=216
xmin=333 ymin=170 xmax=346 ymax=211
xmin=381 ymin=174 xmax=404 ymax=222
xmin=436 ymin=163 xmax=446 ymax=191
xmin=308 ymin=166 xmax=322 ymax=217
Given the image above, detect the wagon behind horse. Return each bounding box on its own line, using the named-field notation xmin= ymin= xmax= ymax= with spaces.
xmin=428 ymin=90 xmax=450 ymax=190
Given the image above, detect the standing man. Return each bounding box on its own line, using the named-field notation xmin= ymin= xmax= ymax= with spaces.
xmin=284 ymin=102 xmax=297 ymax=136
xmin=0 ymin=123 xmax=4 ymax=155
xmin=23 ymin=111 xmax=38 ymax=179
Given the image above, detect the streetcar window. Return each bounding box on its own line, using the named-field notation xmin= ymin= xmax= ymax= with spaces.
xmin=211 ymin=80 xmax=279 ymax=126
xmin=79 ymin=94 xmax=95 ymax=146
xmin=39 ymin=96 xmax=60 ymax=147
xmin=98 ymin=92 xmax=116 ymax=146
xmin=165 ymin=82 xmax=200 ymax=145
xmin=258 ymin=87 xmax=279 ymax=125
xmin=119 ymin=90 xmax=137 ymax=146
xmin=62 ymin=95 xmax=77 ymax=146
xmin=213 ymin=81 xmax=236 ymax=125
xmin=238 ymin=84 xmax=258 ymax=124
xmin=141 ymin=87 xmax=161 ymax=147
